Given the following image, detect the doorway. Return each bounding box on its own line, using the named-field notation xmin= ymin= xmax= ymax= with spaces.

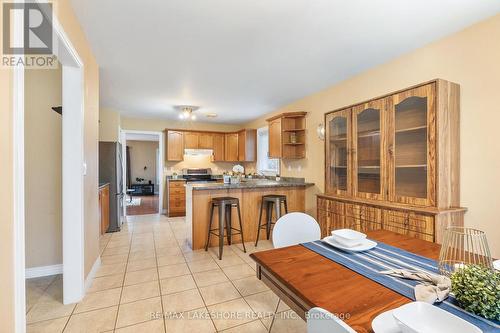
xmin=121 ymin=131 xmax=164 ymax=217
xmin=12 ymin=7 xmax=86 ymax=331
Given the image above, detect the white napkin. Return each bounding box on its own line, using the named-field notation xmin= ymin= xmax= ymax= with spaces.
xmin=381 ymin=269 xmax=451 ymax=304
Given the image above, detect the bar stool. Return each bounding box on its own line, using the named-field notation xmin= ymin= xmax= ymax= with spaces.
xmin=255 ymin=194 xmax=288 ymax=246
xmin=205 ymin=197 xmax=246 ymax=260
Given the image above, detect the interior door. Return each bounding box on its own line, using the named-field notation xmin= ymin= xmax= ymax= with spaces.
xmin=352 ymin=98 xmax=388 ymax=200
xmin=388 ymin=83 xmax=436 ymax=206
xmin=325 ymin=109 xmax=352 ymax=195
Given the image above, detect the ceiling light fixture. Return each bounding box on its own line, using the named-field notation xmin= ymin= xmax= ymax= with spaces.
xmin=176 ymin=105 xmax=199 ymax=121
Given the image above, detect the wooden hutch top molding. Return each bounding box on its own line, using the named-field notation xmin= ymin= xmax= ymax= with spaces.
xmin=266 ymin=111 xmax=308 ymax=122
xmin=324 ymin=79 xmax=448 ymax=116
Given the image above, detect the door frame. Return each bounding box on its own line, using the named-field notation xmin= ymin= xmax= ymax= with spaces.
xmin=121 ymin=130 xmax=165 ymax=216
xmin=13 ymin=4 xmax=85 ymax=331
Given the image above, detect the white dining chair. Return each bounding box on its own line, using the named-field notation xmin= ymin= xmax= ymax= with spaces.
xmin=307 ymin=307 xmax=356 ymax=333
xmin=272 ymin=212 xmax=321 ymax=248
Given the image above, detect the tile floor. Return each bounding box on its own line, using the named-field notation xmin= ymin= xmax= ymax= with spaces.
xmin=26 ymin=214 xmax=307 ymax=332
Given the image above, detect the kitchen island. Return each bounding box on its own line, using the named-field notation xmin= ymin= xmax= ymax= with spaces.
xmin=186 ymin=179 xmax=314 ymax=250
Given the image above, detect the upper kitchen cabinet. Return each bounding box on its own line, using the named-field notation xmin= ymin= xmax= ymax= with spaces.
xmin=238 ymin=129 xmax=257 ymax=162
xmin=224 ymin=133 xmax=239 ymax=161
xmin=166 ymin=130 xmax=184 ymax=161
xmin=212 ymin=133 xmax=225 ymax=161
xmin=198 ymin=133 xmax=214 ymax=149
xmin=267 ymin=112 xmax=307 ymax=159
xmin=184 ymin=132 xmax=200 ymax=149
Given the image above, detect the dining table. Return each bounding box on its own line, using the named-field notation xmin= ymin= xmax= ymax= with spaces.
xmin=250 ymin=230 xmax=442 ymax=333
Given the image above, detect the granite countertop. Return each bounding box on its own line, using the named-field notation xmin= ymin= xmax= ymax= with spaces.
xmin=99 ymin=182 xmax=110 ymax=189
xmin=189 ymin=179 xmax=314 ymax=190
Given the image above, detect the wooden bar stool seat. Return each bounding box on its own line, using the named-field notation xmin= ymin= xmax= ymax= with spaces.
xmin=255 ymin=194 xmax=288 ymax=246
xmin=205 ymin=197 xmax=246 ymax=259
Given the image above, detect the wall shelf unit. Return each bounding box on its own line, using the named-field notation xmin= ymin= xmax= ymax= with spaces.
xmin=267 ymin=112 xmax=307 ymax=159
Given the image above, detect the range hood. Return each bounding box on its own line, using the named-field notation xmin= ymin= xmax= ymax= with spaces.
xmin=184 ymin=149 xmax=213 ymax=156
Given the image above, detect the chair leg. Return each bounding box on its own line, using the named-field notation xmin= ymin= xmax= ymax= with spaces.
xmin=284 ymin=199 xmax=288 ymax=214
xmin=255 ymin=198 xmax=264 ymax=246
xmin=236 ymin=203 xmax=246 ymax=253
xmin=205 ymin=204 xmax=215 ymax=251
xmin=266 ymin=202 xmax=273 ymax=240
xmin=275 ymin=199 xmax=281 ymax=220
xmin=218 ymin=203 xmax=225 ymax=260
xmin=225 ymin=205 xmax=232 ymax=245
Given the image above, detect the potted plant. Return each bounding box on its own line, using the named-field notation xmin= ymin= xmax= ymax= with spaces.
xmin=172 ymin=172 xmax=178 ymax=180
xmin=450 ymin=265 xmax=500 ymax=320
xmin=231 ymin=165 xmax=244 ymax=184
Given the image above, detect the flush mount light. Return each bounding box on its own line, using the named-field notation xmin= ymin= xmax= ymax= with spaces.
xmin=205 ymin=113 xmax=218 ymax=118
xmin=175 ymin=105 xmax=200 ymax=121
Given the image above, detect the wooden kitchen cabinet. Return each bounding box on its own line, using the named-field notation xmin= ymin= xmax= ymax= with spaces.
xmin=166 ymin=130 xmax=184 ymax=161
xmin=184 ymin=132 xmax=199 ymax=149
xmin=319 ymin=79 xmax=467 ymax=244
xmin=225 ymin=133 xmax=239 ymax=161
xmin=167 ymin=179 xmax=186 ymax=217
xmin=238 ymin=129 xmax=257 ymax=162
xmin=212 ymin=133 xmax=225 ymax=161
xmin=99 ymin=184 xmax=110 ymax=234
xmin=267 ymin=112 xmax=307 ymax=159
xmin=198 ymin=133 xmax=214 ymax=149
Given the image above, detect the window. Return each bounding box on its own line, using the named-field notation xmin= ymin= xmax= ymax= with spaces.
xmin=257 ymin=127 xmax=279 ymax=175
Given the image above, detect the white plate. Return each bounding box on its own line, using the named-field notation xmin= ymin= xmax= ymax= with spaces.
xmin=493 ymin=259 xmax=500 ymax=271
xmin=393 ymin=301 xmax=482 ymax=333
xmin=372 ymin=310 xmax=401 ymax=333
xmin=322 ymin=236 xmax=377 ymax=252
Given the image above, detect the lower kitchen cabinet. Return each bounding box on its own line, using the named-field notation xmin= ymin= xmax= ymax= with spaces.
xmin=168 ymin=179 xmax=186 ymax=217
xmin=99 ymin=184 xmax=110 ymax=234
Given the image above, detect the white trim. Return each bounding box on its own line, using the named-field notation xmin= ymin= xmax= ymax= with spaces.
xmin=84 ymin=257 xmax=101 ymax=293
xmin=122 ymin=130 xmax=164 ymax=215
xmin=12 ymin=5 xmax=26 ymax=331
xmin=25 ymin=265 xmax=63 ymax=279
xmin=13 ymin=3 xmax=87 ymax=330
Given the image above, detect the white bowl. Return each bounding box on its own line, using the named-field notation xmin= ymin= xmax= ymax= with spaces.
xmin=392 ymin=302 xmax=482 ymax=333
xmin=331 ymin=229 xmax=367 ymax=247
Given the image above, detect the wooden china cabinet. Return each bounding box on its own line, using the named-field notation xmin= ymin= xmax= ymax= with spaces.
xmin=318 ymin=79 xmax=466 ymax=243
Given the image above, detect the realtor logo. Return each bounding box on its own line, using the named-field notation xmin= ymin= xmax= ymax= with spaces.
xmin=2 ymin=1 xmax=57 ymax=68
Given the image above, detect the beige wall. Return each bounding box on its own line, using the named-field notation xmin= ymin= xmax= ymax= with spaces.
xmin=99 ymin=107 xmax=121 ymax=142
xmin=120 ymin=116 xmax=242 ymax=133
xmin=127 ymin=140 xmax=159 ymax=184
xmin=0 ymin=1 xmax=99 ymax=329
xmin=24 ymin=67 xmax=63 ymax=269
xmin=245 ymin=14 xmax=500 ymax=257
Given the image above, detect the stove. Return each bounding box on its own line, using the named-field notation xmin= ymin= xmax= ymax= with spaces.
xmin=182 ymin=168 xmax=218 ymax=183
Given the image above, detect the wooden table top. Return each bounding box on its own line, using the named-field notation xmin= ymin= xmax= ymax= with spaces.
xmin=250 ymin=230 xmax=441 ymax=333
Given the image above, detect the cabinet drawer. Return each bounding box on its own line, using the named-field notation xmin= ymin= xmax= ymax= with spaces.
xmin=169 ymin=198 xmax=185 ymax=208
xmin=169 ymin=181 xmax=186 ymax=188
xmin=382 ymin=210 xmax=434 ymax=238
xmin=169 ymin=188 xmax=185 ymax=196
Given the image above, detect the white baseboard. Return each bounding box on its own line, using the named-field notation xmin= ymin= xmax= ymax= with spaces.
xmin=25 ymin=264 xmax=63 ymax=279
xmin=84 ymin=256 xmax=101 ymax=293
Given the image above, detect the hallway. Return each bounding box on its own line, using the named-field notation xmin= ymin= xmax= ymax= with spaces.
xmin=25 ymin=215 xmax=306 ymax=332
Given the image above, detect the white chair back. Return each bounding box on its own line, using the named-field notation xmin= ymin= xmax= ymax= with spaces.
xmin=272 ymin=212 xmax=321 ymax=248
xmin=307 ymin=307 xmax=356 ymax=333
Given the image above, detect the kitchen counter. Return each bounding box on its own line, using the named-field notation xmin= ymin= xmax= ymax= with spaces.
xmin=190 ymin=179 xmax=314 ymax=190
xmin=185 ymin=178 xmax=313 ymax=250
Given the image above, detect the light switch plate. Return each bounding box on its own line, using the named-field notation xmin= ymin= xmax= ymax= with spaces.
xmin=83 ymin=162 xmax=87 ymax=176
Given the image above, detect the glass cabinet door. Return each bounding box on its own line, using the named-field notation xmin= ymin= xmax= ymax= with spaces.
xmin=325 ymin=109 xmax=351 ymax=195
xmin=352 ymin=99 xmax=387 ymax=200
xmin=390 ymin=84 xmax=435 ymax=206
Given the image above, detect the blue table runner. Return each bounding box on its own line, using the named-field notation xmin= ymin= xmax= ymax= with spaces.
xmin=302 ymin=240 xmax=500 ymax=332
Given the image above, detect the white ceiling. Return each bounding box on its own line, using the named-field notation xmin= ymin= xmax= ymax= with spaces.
xmin=70 ymin=0 xmax=500 ymax=124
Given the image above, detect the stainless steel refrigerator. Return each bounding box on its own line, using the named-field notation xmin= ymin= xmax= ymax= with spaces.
xmin=99 ymin=141 xmax=124 ymax=232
